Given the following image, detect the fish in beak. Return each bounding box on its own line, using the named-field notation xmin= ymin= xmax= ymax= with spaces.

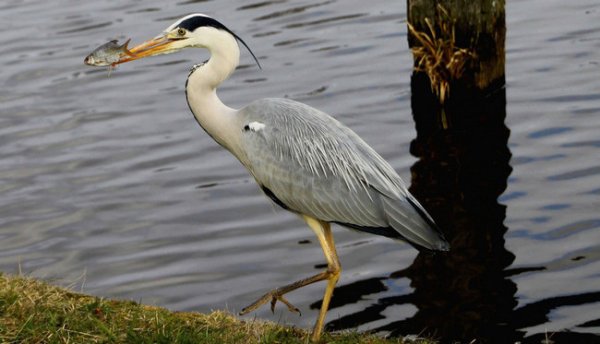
xmin=115 ymin=34 xmax=184 ymax=65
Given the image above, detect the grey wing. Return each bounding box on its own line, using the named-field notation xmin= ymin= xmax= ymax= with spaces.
xmin=238 ymin=98 xmax=448 ymax=251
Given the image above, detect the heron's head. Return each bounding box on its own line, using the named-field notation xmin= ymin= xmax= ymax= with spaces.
xmin=116 ymin=13 xmax=260 ymax=68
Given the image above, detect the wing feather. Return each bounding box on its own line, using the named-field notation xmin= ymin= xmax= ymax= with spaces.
xmin=238 ymin=98 xmax=448 ymax=251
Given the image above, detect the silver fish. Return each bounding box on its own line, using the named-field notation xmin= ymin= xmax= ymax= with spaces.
xmin=84 ymin=39 xmax=135 ymax=67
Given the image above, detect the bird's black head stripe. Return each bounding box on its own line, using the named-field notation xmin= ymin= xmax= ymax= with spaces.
xmin=178 ymin=16 xmax=228 ymax=32
xmin=177 ymin=15 xmax=262 ymax=69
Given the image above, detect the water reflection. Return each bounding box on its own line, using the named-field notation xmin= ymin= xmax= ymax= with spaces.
xmin=397 ymin=75 xmax=517 ymax=343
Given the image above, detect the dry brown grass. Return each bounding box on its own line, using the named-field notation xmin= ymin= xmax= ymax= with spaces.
xmin=408 ymin=5 xmax=476 ymax=107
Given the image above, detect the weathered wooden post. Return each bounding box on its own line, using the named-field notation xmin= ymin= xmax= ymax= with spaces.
xmin=404 ymin=0 xmax=516 ymax=342
xmin=407 ymin=0 xmax=505 ymax=128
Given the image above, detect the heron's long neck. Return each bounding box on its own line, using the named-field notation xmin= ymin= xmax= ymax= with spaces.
xmin=185 ymin=32 xmax=241 ymax=151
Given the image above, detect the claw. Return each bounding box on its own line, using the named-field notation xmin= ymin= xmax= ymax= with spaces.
xmin=276 ymin=295 xmax=301 ymax=315
xmin=240 ymin=290 xmax=301 ymax=317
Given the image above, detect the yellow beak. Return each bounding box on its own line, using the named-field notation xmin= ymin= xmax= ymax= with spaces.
xmin=115 ymin=35 xmax=182 ymax=64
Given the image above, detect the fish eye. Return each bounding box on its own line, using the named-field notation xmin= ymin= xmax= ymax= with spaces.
xmin=177 ymin=28 xmax=186 ymax=37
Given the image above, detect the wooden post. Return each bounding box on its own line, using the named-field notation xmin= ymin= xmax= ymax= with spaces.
xmin=408 ymin=0 xmax=505 ymax=88
xmin=407 ymin=0 xmax=505 ymax=127
xmin=404 ymin=0 xmax=515 ymax=342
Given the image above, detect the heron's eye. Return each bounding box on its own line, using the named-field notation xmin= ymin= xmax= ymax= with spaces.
xmin=177 ymin=28 xmax=186 ymax=37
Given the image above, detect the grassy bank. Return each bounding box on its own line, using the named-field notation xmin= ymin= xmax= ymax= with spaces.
xmin=0 ymin=273 xmax=430 ymax=343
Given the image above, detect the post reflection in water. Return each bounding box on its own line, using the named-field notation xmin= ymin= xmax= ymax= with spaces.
xmin=393 ymin=74 xmax=517 ymax=343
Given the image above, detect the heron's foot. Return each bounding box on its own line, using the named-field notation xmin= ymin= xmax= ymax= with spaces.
xmin=239 ymin=289 xmax=301 ymax=316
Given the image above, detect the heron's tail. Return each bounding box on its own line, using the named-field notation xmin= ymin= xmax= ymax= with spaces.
xmin=381 ymin=195 xmax=449 ymax=252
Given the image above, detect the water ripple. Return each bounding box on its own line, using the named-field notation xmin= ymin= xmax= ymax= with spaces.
xmin=541 ymin=219 xmax=600 ymax=240
xmin=253 ymin=1 xmax=334 ymax=21
xmin=548 ymin=166 xmax=600 ymax=181
xmin=284 ymin=13 xmax=367 ymax=29
xmin=237 ymin=1 xmax=286 ymax=11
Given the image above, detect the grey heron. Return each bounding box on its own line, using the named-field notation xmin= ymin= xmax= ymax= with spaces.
xmin=113 ymin=13 xmax=449 ymax=342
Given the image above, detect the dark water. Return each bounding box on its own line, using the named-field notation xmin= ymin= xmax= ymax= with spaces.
xmin=1 ymin=0 xmax=599 ymax=343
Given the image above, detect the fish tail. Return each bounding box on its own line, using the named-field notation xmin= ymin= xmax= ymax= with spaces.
xmin=121 ymin=38 xmax=136 ymax=57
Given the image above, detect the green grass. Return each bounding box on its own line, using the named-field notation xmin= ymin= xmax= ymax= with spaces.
xmin=0 ymin=273 xmax=432 ymax=343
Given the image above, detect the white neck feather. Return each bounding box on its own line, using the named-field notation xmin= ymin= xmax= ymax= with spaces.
xmin=185 ymin=29 xmax=241 ymax=152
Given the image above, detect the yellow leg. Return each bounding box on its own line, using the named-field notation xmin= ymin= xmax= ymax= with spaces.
xmin=305 ymin=216 xmax=341 ymax=342
xmin=239 ymin=215 xmax=341 ymax=342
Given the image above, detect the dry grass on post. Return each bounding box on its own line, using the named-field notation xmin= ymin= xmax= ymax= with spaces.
xmin=408 ymin=5 xmax=476 ymax=127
